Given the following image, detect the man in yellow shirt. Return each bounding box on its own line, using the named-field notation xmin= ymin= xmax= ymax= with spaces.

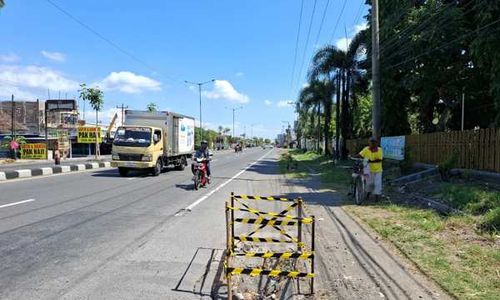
xmin=358 ymin=137 xmax=383 ymax=201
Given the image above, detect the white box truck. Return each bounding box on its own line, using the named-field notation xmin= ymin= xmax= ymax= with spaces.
xmin=111 ymin=110 xmax=195 ymax=176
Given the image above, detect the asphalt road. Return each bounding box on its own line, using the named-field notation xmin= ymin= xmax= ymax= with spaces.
xmin=0 ymin=148 xmax=273 ymax=299
xmin=0 ymin=148 xmax=448 ymax=299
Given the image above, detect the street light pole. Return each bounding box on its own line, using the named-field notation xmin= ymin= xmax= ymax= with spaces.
xmin=184 ymin=79 xmax=215 ymax=142
xmin=226 ymin=106 xmax=243 ymax=139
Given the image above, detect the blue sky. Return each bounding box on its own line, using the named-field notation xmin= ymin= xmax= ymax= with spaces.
xmin=0 ymin=0 xmax=367 ymax=139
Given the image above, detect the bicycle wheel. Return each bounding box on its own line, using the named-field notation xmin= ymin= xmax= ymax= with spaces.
xmin=354 ymin=177 xmax=364 ymax=205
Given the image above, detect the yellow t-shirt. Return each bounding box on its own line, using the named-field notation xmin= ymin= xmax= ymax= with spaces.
xmin=359 ymin=146 xmax=383 ymax=173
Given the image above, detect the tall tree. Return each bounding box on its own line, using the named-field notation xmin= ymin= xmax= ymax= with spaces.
xmin=309 ymin=29 xmax=367 ymax=158
xmin=79 ymin=84 xmax=104 ymax=159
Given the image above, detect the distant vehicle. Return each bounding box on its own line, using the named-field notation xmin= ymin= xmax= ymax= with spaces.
xmin=111 ymin=110 xmax=195 ymax=176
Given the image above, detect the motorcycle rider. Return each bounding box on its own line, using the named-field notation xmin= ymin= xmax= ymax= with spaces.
xmin=193 ymin=140 xmax=211 ymax=179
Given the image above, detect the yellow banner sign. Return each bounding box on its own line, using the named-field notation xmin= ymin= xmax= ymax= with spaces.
xmin=21 ymin=143 xmax=46 ymax=159
xmin=77 ymin=127 xmax=102 ymax=143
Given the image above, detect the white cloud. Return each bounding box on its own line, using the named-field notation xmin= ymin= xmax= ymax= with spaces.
xmin=354 ymin=22 xmax=368 ymax=34
xmin=336 ymin=38 xmax=352 ymax=52
xmin=277 ymin=100 xmax=293 ymax=108
xmin=41 ymin=50 xmax=66 ymax=62
xmin=335 ymin=23 xmax=368 ymax=53
xmin=0 ymin=65 xmax=79 ymax=99
xmin=235 ymin=72 xmax=244 ymax=77
xmin=302 ymin=83 xmax=310 ymax=89
xmin=264 ymin=100 xmax=272 ymax=106
xmin=202 ymin=80 xmax=249 ymax=104
xmin=98 ymin=71 xmax=161 ymax=94
xmin=0 ymin=53 xmax=20 ymax=63
xmin=99 ymin=107 xmax=122 ymax=126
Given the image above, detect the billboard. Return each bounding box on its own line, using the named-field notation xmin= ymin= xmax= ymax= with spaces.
xmin=381 ymin=136 xmax=406 ymax=161
xmin=20 ymin=143 xmax=46 ymax=159
xmin=77 ymin=127 xmax=102 ymax=143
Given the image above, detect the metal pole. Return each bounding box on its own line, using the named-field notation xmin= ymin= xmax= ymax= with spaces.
xmin=45 ymin=105 xmax=49 ymax=159
xmin=297 ymin=198 xmax=303 ymax=252
xmin=232 ymin=109 xmax=235 ymax=139
xmin=311 ymin=215 xmax=315 ymax=294
xmin=230 ymin=192 xmax=235 ymax=252
xmin=225 ymin=201 xmax=233 ymax=300
xmin=371 ymin=0 xmax=381 ymax=139
xmin=116 ymin=104 xmax=128 ymax=126
xmin=461 ymin=91 xmax=465 ymax=131
xmin=199 ymin=84 xmax=203 ymax=141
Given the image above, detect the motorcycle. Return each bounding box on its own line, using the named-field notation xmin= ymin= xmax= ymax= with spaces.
xmin=192 ymin=157 xmax=210 ymax=190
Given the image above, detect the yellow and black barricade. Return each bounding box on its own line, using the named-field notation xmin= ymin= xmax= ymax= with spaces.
xmin=225 ymin=192 xmax=316 ymax=298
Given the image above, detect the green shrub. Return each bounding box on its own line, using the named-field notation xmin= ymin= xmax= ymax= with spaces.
xmin=479 ymin=207 xmax=500 ymax=233
xmin=400 ymin=145 xmax=413 ymax=174
xmin=438 ymin=151 xmax=459 ymax=180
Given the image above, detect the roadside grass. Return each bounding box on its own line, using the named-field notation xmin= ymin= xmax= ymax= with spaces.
xmin=345 ymin=204 xmax=500 ymax=300
xmin=279 ymin=150 xmax=500 ymax=299
xmin=278 ymin=150 xmax=351 ymax=192
xmin=435 ymin=183 xmax=500 ymax=232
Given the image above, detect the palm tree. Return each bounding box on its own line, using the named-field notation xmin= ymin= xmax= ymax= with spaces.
xmin=297 ymin=80 xmax=334 ymax=154
xmin=218 ymin=125 xmax=224 ymax=135
xmin=309 ymin=30 xmax=367 ymax=159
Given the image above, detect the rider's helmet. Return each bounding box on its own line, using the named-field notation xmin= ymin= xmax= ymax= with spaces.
xmin=201 ymin=140 xmax=208 ymax=150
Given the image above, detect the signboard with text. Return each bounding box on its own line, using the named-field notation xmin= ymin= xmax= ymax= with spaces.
xmin=20 ymin=143 xmax=46 ymax=159
xmin=381 ymin=136 xmax=406 ymax=161
xmin=45 ymin=99 xmax=76 ymax=111
xmin=77 ymin=127 xmax=102 ymax=143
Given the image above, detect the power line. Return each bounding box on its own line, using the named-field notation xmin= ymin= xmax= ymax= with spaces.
xmin=352 ymin=1 xmax=365 ymax=27
xmin=380 ymin=0 xmax=480 ymax=55
xmin=329 ymin=0 xmax=348 ymax=43
xmin=43 ymin=0 xmax=182 ymax=84
xmin=289 ymin=0 xmax=305 ymax=94
xmin=296 ymin=0 xmax=318 ymax=92
xmin=313 ymin=0 xmax=331 ymax=47
xmin=381 ymin=0 xmax=487 ymax=64
xmin=385 ymin=17 xmax=500 ymax=70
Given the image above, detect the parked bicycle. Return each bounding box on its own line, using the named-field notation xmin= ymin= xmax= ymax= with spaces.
xmin=348 ymin=157 xmax=369 ymax=205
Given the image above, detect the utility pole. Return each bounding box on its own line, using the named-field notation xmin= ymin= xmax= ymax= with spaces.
xmin=11 ymin=94 xmax=14 ymax=138
xmin=371 ymin=0 xmax=381 ymax=139
xmin=185 ymin=79 xmax=215 ymax=142
xmin=116 ymin=104 xmax=129 ymax=126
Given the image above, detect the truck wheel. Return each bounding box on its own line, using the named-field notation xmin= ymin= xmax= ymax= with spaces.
xmin=118 ymin=167 xmax=129 ymax=177
xmin=152 ymin=159 xmax=162 ymax=176
xmin=175 ymin=157 xmax=186 ymax=171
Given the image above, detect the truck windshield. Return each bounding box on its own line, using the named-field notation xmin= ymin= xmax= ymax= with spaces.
xmin=113 ymin=127 xmax=152 ymax=147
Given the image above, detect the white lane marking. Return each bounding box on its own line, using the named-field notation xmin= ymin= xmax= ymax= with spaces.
xmin=0 ymin=199 xmax=35 ymax=209
xmin=179 ymin=149 xmax=273 ymax=214
xmin=127 ymin=177 xmax=136 ymax=181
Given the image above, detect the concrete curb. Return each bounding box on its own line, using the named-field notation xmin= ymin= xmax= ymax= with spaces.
xmin=0 ymin=162 xmax=111 ymax=182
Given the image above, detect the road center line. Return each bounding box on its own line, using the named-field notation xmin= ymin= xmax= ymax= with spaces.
xmin=179 ymin=149 xmax=273 ymax=214
xmin=0 ymin=199 xmax=36 ymax=209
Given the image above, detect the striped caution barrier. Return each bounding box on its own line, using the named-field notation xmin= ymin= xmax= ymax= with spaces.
xmin=234 ymin=251 xmax=314 ymax=259
xmin=234 ymin=194 xmax=297 ymax=202
xmin=235 ymin=235 xmax=294 ymax=243
xmin=226 ymin=267 xmax=314 ymax=278
xmin=227 ymin=205 xmax=303 ymax=220
xmin=234 ymin=217 xmax=313 ymax=226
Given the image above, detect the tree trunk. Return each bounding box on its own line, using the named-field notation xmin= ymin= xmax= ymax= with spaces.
xmin=324 ymin=96 xmax=332 ymax=156
xmin=341 ymin=70 xmax=349 ymax=159
xmin=316 ymin=103 xmax=321 ymax=152
xmin=335 ymin=71 xmax=341 ymax=160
